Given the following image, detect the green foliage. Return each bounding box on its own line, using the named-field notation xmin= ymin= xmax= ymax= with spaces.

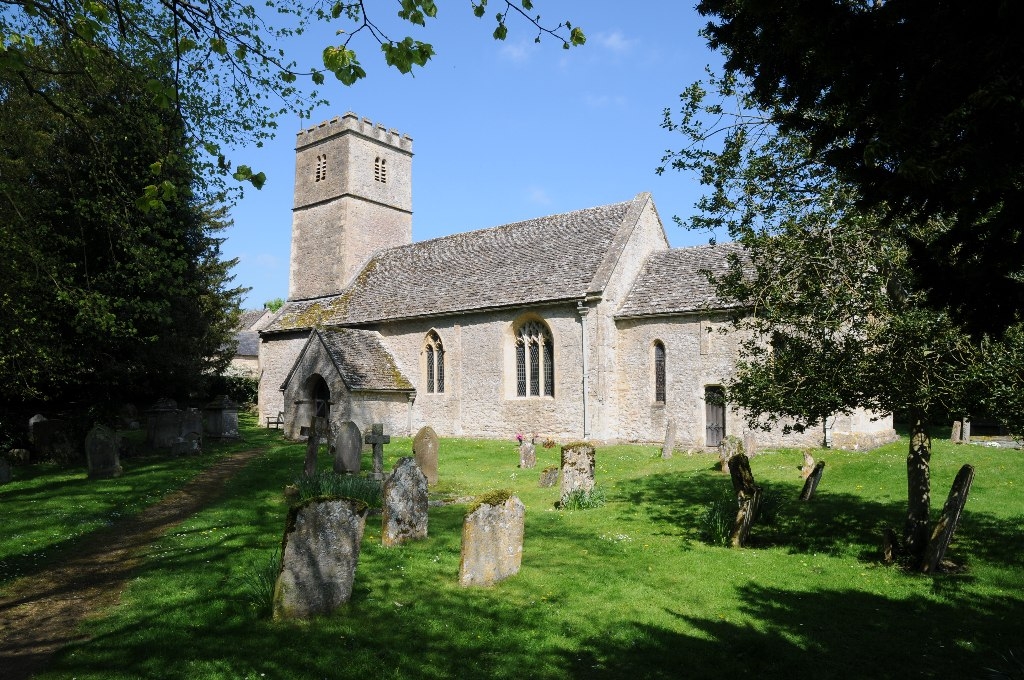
xmin=559 ymin=486 xmax=606 ymax=510
xmin=208 ymin=373 xmax=259 ymax=406
xmin=292 ymin=470 xmax=382 ymax=508
xmin=263 ymin=298 xmax=285 ymax=312
xmin=239 ymin=548 xmax=280 ymax=618
xmin=698 ymin=495 xmax=733 ymax=547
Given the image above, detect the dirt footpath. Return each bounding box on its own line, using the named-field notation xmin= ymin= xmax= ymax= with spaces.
xmin=0 ymin=448 xmax=265 ymax=680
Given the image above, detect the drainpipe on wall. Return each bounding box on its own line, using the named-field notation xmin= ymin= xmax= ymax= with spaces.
xmin=577 ymin=301 xmax=591 ymax=438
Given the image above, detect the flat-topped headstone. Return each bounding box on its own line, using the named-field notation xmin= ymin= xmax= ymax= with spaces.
xmin=85 ymin=424 xmax=123 ymax=479
xmin=459 ymin=493 xmax=525 ymax=587
xmin=203 ymin=395 xmax=239 ymax=439
xmin=412 ymin=426 xmax=439 ymax=484
xmin=518 ymin=442 xmax=536 ymax=469
xmin=273 ymin=498 xmax=368 ymax=619
xmin=538 ymin=465 xmax=559 ymax=488
xmin=728 ymin=453 xmax=762 ymax=548
xmin=382 ymin=457 xmax=429 ymax=547
xmin=365 ymin=424 xmax=390 ymax=481
xmin=661 ymin=419 xmax=676 ymax=459
xmin=334 ymin=421 xmax=362 ymax=474
xmin=560 ymin=442 xmax=596 ymax=506
xmin=799 ymin=461 xmax=826 ymax=500
xmin=922 ymin=464 xmax=975 ymax=573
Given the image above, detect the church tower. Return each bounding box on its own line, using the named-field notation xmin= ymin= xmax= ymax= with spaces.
xmin=289 ymin=112 xmax=413 ymax=300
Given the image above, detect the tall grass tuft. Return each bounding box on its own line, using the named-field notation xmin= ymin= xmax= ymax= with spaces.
xmin=560 ymin=486 xmax=606 ymax=510
xmin=757 ymin=486 xmax=786 ymax=526
xmin=240 ymin=548 xmax=279 ymax=618
xmin=293 ymin=470 xmax=383 ymax=508
xmin=699 ymin=495 xmax=734 ymax=546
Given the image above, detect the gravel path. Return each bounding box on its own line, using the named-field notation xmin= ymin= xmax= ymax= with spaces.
xmin=0 ymin=448 xmax=265 ymax=680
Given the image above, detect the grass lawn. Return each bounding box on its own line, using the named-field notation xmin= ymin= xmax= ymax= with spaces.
xmin=5 ymin=420 xmax=1022 ymax=679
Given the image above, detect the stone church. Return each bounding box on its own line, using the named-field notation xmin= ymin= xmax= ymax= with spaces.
xmin=258 ymin=112 xmax=895 ymax=450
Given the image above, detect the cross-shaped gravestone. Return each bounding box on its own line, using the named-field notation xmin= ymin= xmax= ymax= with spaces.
xmin=365 ymin=423 xmax=390 ymax=481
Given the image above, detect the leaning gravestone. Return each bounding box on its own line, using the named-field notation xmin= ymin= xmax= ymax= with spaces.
xmin=365 ymin=424 xmax=390 ymax=481
xmin=412 ymin=426 xmax=439 ymax=485
xmin=0 ymin=459 xmax=11 ymax=485
xmin=538 ymin=465 xmax=559 ymax=488
xmin=661 ymin=419 xmax=676 ymax=459
xmin=382 ymin=457 xmax=429 ymax=547
xmin=728 ymin=454 xmax=762 ymax=548
xmin=273 ymin=498 xmax=368 ymax=619
xmin=518 ymin=441 xmax=536 ymax=469
xmin=334 ymin=421 xmax=362 ymax=474
xmin=85 ymin=424 xmax=123 ymax=479
xmin=560 ymin=442 xmax=596 ymax=506
xmin=799 ymin=461 xmax=826 ymax=501
xmin=458 ymin=493 xmax=525 ymax=587
xmin=922 ymin=464 xmax=975 ymax=574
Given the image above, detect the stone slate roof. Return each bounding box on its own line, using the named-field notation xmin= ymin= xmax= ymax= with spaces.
xmin=616 ymin=242 xmax=746 ymax=318
xmin=238 ymin=309 xmax=266 ymax=330
xmin=283 ymin=328 xmax=413 ymax=392
xmin=234 ymin=330 xmax=260 ymax=357
xmin=265 ymin=194 xmax=652 ymax=332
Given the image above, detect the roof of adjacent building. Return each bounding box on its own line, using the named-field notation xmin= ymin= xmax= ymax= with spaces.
xmin=282 ymin=328 xmax=413 ymax=392
xmin=264 ymin=193 xmax=654 ymax=333
xmin=616 ymin=242 xmax=746 ymax=318
xmin=234 ymin=330 xmax=260 ymax=357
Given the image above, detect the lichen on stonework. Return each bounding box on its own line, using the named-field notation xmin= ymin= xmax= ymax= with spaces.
xmin=468 ymin=489 xmax=513 ymax=514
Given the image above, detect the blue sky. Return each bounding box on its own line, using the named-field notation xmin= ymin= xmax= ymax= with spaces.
xmin=222 ymin=2 xmax=724 ymax=309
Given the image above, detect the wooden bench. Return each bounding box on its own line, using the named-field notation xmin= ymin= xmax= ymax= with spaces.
xmin=266 ymin=411 xmax=284 ymax=429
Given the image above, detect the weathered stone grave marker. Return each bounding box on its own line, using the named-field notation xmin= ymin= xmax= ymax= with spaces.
xmin=145 ymin=399 xmax=181 ymax=449
xmin=303 ymin=417 xmax=328 ymax=476
xmin=412 ymin=425 xmax=439 ymax=484
xmin=458 ymin=493 xmax=525 ymax=587
xmin=538 ymin=465 xmax=559 ymax=488
xmin=743 ymin=430 xmax=758 ymax=458
xmin=0 ymin=459 xmax=11 ymax=485
xmin=728 ymin=453 xmax=762 ymax=548
xmin=719 ymin=436 xmax=743 ymax=472
xmin=334 ymin=421 xmax=362 ymax=474
xmin=518 ymin=441 xmax=536 ymax=469
xmin=559 ymin=442 xmax=595 ymax=507
xmin=922 ymin=464 xmax=975 ymax=573
xmin=85 ymin=424 xmax=123 ymax=479
xmin=661 ymin=419 xmax=676 ymax=460
xmin=30 ymin=415 xmax=76 ymax=462
xmin=800 ymin=451 xmax=815 ymax=479
xmin=382 ymin=457 xmax=428 ymax=547
xmin=203 ymin=395 xmax=239 ymax=439
xmin=272 ymin=498 xmax=368 ymax=619
xmin=799 ymin=461 xmax=826 ymax=501
xmin=950 ymin=420 xmax=962 ymax=443
xmin=365 ymin=423 xmax=390 ymax=481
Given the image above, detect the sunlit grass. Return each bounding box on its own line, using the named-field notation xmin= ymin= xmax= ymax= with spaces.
xmin=8 ymin=422 xmax=1023 ymax=679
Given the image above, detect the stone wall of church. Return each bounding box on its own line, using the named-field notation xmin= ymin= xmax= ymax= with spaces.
xmin=258 ymin=332 xmax=308 ymax=427
xmin=373 ymin=304 xmax=588 ymax=440
xmin=588 ymin=197 xmax=670 ymax=440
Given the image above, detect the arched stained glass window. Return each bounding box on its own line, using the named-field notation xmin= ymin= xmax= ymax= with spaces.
xmin=424 ymin=331 xmax=444 ymax=394
xmin=654 ymin=341 xmax=666 ymax=404
xmin=515 ymin=320 xmax=554 ymax=398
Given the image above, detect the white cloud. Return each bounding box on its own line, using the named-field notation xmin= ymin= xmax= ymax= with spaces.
xmin=499 ymin=41 xmax=532 ymax=63
xmin=594 ymin=30 xmax=634 ymax=55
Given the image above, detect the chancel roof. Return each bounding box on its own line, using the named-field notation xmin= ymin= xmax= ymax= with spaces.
xmin=282 ymin=328 xmax=413 ymax=392
xmin=616 ymin=242 xmax=746 ymax=318
xmin=265 ymin=194 xmax=653 ymax=332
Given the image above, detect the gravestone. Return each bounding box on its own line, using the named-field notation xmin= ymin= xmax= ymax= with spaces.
xmin=719 ymin=436 xmax=743 ymax=473
xmin=458 ymin=494 xmax=525 ymax=587
xmin=538 ymin=465 xmax=559 ymax=488
xmin=661 ymin=419 xmax=676 ymax=460
xmin=412 ymin=426 xmax=439 ymax=484
xmin=203 ymin=395 xmax=239 ymax=439
xmin=921 ymin=464 xmax=975 ymax=573
xmin=333 ymin=421 xmax=362 ymax=474
xmin=117 ymin=403 xmax=140 ymax=430
xmin=303 ymin=417 xmax=327 ymax=477
xmin=518 ymin=442 xmax=536 ymax=469
xmin=146 ymin=399 xmax=181 ymax=448
xmin=950 ymin=420 xmax=962 ymax=443
xmin=29 ymin=415 xmax=77 ymax=462
xmin=171 ymin=432 xmax=201 ymax=456
xmin=7 ymin=448 xmax=30 ymax=465
xmin=961 ymin=420 xmax=971 ymax=443
xmin=743 ymin=430 xmax=758 ymax=458
xmin=0 ymin=459 xmax=11 ymax=485
xmin=365 ymin=424 xmax=390 ymax=481
xmin=728 ymin=454 xmax=762 ymax=548
xmin=382 ymin=457 xmax=429 ymax=547
xmin=559 ymin=442 xmax=596 ymax=506
xmin=181 ymin=408 xmax=203 ymax=439
xmin=799 ymin=461 xmax=826 ymax=500
xmin=85 ymin=424 xmax=123 ymax=479
xmin=272 ymin=498 xmax=368 ymax=619
xmin=800 ymin=451 xmax=815 ymax=479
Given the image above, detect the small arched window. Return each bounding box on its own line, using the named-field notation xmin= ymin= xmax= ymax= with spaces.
xmin=315 ymin=154 xmax=327 ymax=182
xmin=424 ymin=331 xmax=444 ymax=393
xmin=654 ymin=340 xmax=666 ymax=404
xmin=515 ymin=320 xmax=554 ymax=397
xmin=374 ymin=156 xmax=387 ymax=183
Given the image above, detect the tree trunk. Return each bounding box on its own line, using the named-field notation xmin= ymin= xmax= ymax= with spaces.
xmin=904 ymin=418 xmax=932 ymax=564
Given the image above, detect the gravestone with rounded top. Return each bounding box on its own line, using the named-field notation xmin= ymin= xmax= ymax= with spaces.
xmin=382 ymin=457 xmax=429 ymax=546
xmin=334 ymin=421 xmax=362 ymax=473
xmin=412 ymin=426 xmax=439 ymax=485
xmin=458 ymin=493 xmax=525 ymax=587
xmin=86 ymin=424 xmax=123 ymax=479
xmin=273 ymin=497 xmax=368 ymax=619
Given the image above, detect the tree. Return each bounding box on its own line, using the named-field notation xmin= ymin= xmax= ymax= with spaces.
xmin=660 ymin=73 xmax=986 ymax=565
xmin=694 ymin=0 xmax=1024 ymax=336
xmin=1 ymin=1 xmax=585 ymax=192
xmin=0 ymin=40 xmax=244 ymax=417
